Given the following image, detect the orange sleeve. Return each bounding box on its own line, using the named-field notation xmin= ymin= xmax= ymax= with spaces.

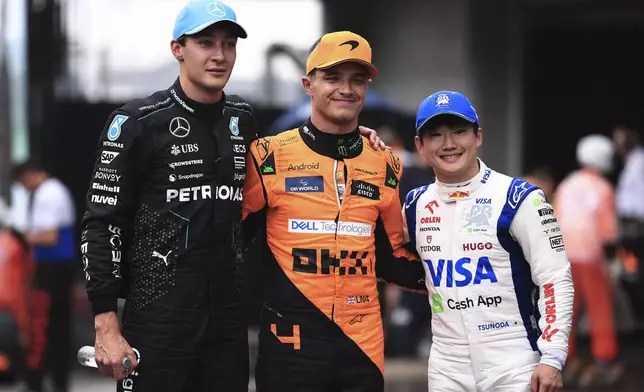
xmin=8 ymin=241 xmax=32 ymax=337
xmin=375 ymin=156 xmax=427 ymax=292
xmin=242 ymin=137 xmax=272 ymax=220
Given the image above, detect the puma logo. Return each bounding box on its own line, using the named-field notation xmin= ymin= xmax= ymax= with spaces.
xmin=152 ymin=250 xmax=173 ymax=266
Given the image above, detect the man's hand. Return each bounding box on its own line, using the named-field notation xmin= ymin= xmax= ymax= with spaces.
xmin=531 ymin=364 xmax=563 ymax=392
xmin=359 ymin=126 xmax=387 ymax=150
xmin=94 ymin=312 xmax=138 ymax=381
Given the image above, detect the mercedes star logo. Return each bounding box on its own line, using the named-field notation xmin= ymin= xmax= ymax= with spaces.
xmin=169 ymin=117 xmax=190 ymax=138
xmin=207 ymin=2 xmax=226 ymax=17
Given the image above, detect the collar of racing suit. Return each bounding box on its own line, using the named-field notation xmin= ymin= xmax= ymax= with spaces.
xmin=170 ymin=78 xmax=226 ymax=125
xmin=435 ymin=158 xmax=489 ymax=203
xmin=299 ymin=118 xmax=363 ymax=160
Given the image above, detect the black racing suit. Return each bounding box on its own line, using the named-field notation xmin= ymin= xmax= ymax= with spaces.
xmin=81 ymin=79 xmax=258 ymax=391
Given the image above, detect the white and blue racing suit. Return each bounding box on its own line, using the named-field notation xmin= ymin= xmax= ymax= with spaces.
xmin=405 ymin=160 xmax=574 ymax=392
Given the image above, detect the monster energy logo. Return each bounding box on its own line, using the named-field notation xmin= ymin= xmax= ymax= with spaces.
xmin=432 ymin=294 xmax=443 ymax=313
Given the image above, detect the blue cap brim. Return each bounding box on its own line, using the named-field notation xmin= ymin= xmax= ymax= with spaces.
xmin=180 ymin=20 xmax=248 ymax=39
xmin=416 ymin=112 xmax=477 ymax=133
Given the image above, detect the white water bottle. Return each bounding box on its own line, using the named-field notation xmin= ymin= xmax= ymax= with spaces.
xmin=77 ymin=345 xmax=140 ymax=370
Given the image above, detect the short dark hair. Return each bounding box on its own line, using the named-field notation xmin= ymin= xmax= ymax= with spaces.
xmin=613 ymin=124 xmax=641 ymax=146
xmin=11 ymin=160 xmax=45 ymax=181
xmin=524 ymin=166 xmax=555 ymax=182
xmin=418 ymin=114 xmax=479 ymax=138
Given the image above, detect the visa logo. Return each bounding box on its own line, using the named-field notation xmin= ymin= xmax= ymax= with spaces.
xmin=480 ymin=168 xmax=491 ymax=184
xmin=424 ymin=257 xmax=498 ymax=287
xmin=476 ymin=198 xmax=491 ymax=204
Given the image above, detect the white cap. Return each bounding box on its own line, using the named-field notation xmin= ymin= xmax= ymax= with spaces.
xmin=576 ymin=134 xmax=614 ymax=174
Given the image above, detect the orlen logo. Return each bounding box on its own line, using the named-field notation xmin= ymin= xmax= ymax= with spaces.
xmin=462 ymin=242 xmax=492 ymax=251
xmin=421 ymin=216 xmax=441 ymax=224
xmin=541 ymin=283 xmax=559 ymax=342
xmin=424 ymin=257 xmax=497 ymax=287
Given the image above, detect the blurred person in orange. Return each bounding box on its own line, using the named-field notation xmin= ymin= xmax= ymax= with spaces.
xmin=12 ymin=161 xmax=76 ymax=392
xmin=554 ymin=134 xmax=623 ymax=387
xmin=0 ymin=197 xmax=34 ymax=378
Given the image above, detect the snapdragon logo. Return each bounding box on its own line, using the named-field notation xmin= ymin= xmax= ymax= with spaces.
xmin=288 ymin=219 xmax=372 ymax=237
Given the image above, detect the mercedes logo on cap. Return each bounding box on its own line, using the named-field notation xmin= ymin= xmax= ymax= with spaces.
xmin=207 ymin=2 xmax=227 ymax=17
xmin=169 ymin=117 xmax=191 ymax=138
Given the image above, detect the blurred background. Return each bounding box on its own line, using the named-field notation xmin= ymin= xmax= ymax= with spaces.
xmin=1 ymin=0 xmax=643 ymax=391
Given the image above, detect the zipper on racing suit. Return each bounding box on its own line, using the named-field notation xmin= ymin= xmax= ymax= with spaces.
xmin=330 ymin=160 xmax=349 ymax=321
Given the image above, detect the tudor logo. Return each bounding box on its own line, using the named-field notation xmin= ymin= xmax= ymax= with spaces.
xmin=169 ymin=117 xmax=190 ymax=138
xmin=207 ymin=2 xmax=226 ymax=17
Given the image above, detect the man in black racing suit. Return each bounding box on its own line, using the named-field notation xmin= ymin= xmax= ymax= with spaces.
xmin=80 ymin=2 xmax=257 ymax=390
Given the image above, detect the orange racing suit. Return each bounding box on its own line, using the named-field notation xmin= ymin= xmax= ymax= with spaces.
xmin=243 ymin=120 xmax=426 ymax=392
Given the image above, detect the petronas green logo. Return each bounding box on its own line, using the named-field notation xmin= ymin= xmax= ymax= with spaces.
xmin=432 ymin=294 xmax=444 ymax=313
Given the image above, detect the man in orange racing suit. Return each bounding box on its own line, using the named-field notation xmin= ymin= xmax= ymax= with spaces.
xmin=243 ymin=31 xmax=426 ymax=392
xmin=0 ymin=199 xmax=34 ymax=375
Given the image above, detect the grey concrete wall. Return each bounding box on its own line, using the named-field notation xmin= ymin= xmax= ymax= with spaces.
xmin=324 ymin=0 xmax=524 ymax=174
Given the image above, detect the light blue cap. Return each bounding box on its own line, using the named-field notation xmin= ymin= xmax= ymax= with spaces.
xmin=173 ymin=0 xmax=248 ymax=40
xmin=416 ymin=90 xmax=479 ymax=133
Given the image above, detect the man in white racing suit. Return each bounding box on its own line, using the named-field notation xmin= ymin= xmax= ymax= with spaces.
xmin=404 ymin=90 xmax=574 ymax=392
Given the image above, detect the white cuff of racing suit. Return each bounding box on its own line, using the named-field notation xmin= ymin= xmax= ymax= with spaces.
xmin=540 ymin=348 xmax=568 ymax=371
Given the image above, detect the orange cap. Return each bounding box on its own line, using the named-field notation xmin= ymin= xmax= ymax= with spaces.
xmin=306 ymin=31 xmax=378 ymax=77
